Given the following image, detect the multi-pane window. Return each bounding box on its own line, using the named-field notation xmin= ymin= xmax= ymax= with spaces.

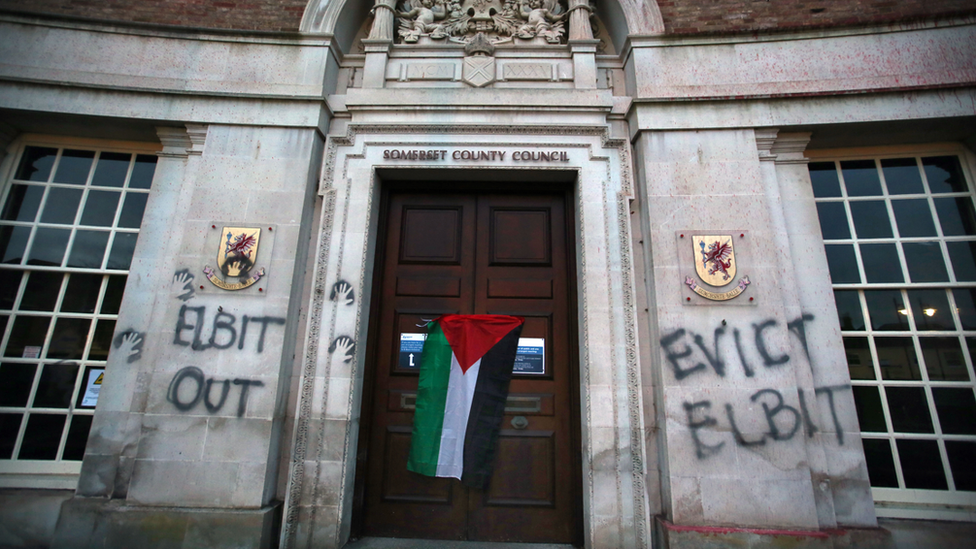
xmin=812 ymin=151 xmax=976 ymax=516
xmin=0 ymin=143 xmax=154 ymax=480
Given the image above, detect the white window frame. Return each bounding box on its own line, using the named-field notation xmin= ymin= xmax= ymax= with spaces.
xmin=808 ymin=143 xmax=976 ymax=522
xmin=0 ymin=134 xmax=159 ymax=489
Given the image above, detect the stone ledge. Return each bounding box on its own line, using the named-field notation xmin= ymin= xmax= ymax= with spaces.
xmin=655 ymin=516 xmax=893 ymax=549
xmin=51 ymin=497 xmax=281 ymax=549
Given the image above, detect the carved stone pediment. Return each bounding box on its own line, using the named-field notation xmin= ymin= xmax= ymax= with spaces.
xmin=396 ymin=0 xmax=573 ymax=45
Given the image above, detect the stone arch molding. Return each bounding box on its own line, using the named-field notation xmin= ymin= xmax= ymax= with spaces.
xmin=300 ymin=0 xmax=664 ymax=37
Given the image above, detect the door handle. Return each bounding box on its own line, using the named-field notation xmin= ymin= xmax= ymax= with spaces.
xmin=511 ymin=416 xmax=529 ymax=430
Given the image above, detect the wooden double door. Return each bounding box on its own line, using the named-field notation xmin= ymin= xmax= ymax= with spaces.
xmin=357 ymin=189 xmax=581 ymax=544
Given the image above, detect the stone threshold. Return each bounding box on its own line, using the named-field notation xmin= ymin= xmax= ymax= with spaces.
xmin=343 ymin=538 xmax=575 ymax=549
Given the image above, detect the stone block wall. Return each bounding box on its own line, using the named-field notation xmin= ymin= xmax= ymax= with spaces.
xmin=2 ymin=0 xmax=975 ymax=35
xmin=0 ymin=0 xmax=307 ymax=31
xmin=658 ymin=0 xmax=976 ymax=34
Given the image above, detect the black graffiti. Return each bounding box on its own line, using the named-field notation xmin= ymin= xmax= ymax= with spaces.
xmin=173 ymin=305 xmax=285 ymax=353
xmin=329 ymin=336 xmax=356 ymax=363
xmin=732 ymin=328 xmax=754 ymax=377
xmin=752 ymin=320 xmax=790 ymax=368
xmin=683 ymin=401 xmax=724 ymax=458
xmin=329 ymin=280 xmax=355 ymax=305
xmin=752 ymin=388 xmax=801 ymax=441
xmin=661 ymin=314 xmax=816 ymax=381
xmin=172 ymin=269 xmax=196 ymax=301
xmin=112 ymin=329 xmax=145 ymax=363
xmin=685 ymin=385 xmax=851 ymax=459
xmin=787 ymin=313 xmax=816 ymax=362
xmin=693 ymin=327 xmax=726 ymax=377
xmin=166 ymin=366 xmax=264 ymax=417
xmin=815 ymin=384 xmax=849 ymax=445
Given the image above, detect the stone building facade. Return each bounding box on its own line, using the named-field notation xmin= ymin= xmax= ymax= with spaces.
xmin=0 ymin=1 xmax=974 ymax=548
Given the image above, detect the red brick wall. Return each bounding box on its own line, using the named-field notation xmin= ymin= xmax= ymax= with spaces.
xmin=0 ymin=0 xmax=308 ymax=32
xmin=1 ymin=1 xmax=975 ymax=34
xmin=658 ymin=0 xmax=976 ymax=35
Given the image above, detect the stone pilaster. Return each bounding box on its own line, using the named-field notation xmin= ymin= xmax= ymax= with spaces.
xmin=362 ymin=0 xmax=397 ymax=88
xmin=567 ymin=1 xmax=598 ymax=89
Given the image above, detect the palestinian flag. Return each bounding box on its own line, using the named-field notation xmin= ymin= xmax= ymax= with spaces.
xmin=407 ymin=314 xmax=524 ymax=488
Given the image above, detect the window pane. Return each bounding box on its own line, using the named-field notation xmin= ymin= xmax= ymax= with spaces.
xmin=20 ymin=271 xmax=63 ymax=312
xmin=117 ymin=193 xmax=148 ymax=229
xmin=79 ymin=191 xmax=120 ymax=227
xmin=129 ymin=155 xmax=157 ymax=189
xmin=53 ymin=150 xmax=94 ymax=185
xmin=27 ymin=228 xmax=70 ymax=267
xmin=934 ymin=197 xmax=976 ymax=236
xmin=0 ymin=413 xmax=23 ymax=459
xmin=877 ymin=337 xmax=920 ymax=380
xmin=896 ymin=439 xmax=947 ymax=490
xmin=923 ymin=156 xmax=966 ymax=194
xmin=89 ymin=319 xmax=116 ymax=361
xmin=825 ymin=244 xmax=860 ymax=283
xmin=932 ymin=388 xmax=976 ymax=435
xmin=861 ymin=244 xmax=903 ymax=283
xmin=91 ymin=153 xmax=130 ymax=188
xmin=954 ymin=289 xmax=976 ymax=331
xmin=945 ymin=441 xmax=976 ymax=491
xmin=906 ymin=289 xmax=952 ymax=330
xmin=39 ymin=187 xmax=82 ymax=225
xmin=100 ymin=276 xmax=126 ymax=314
xmin=835 ymin=290 xmax=865 ymax=331
xmin=886 ymin=387 xmax=934 ymax=433
xmin=903 ymin=243 xmax=949 ymax=283
xmin=865 ymin=290 xmax=909 ymax=331
xmin=852 ymin=386 xmax=886 ymax=431
xmin=67 ymin=230 xmax=109 ymax=269
xmin=862 ymin=439 xmax=898 ymax=487
xmin=2 ymin=184 xmax=44 ymax=222
xmin=47 ymin=318 xmax=91 ymax=360
xmin=14 ymin=147 xmax=57 ymax=182
xmin=18 ymin=414 xmax=66 ymax=460
xmin=946 ymin=241 xmax=976 ymax=281
xmin=0 ymin=270 xmax=21 ymax=309
xmin=919 ymin=338 xmax=968 ymax=381
xmin=845 ymin=337 xmax=874 ymax=380
xmin=3 ymin=316 xmax=50 ymax=358
xmin=107 ymin=233 xmax=137 ymax=270
xmin=882 ymin=158 xmax=924 ymax=195
xmin=61 ymin=274 xmax=102 ymax=313
xmin=62 ymin=415 xmax=92 ymax=461
xmin=33 ymin=361 xmax=79 ymax=409
xmin=809 ymin=162 xmax=841 ymax=198
xmin=891 ymin=199 xmax=937 ymax=237
xmin=817 ymin=202 xmax=850 ymax=239
xmin=0 ymin=226 xmax=30 ymax=264
xmin=0 ymin=363 xmax=37 ymax=406
xmin=842 ymin=160 xmax=882 ymax=197
xmin=850 ymin=201 xmax=892 ymax=238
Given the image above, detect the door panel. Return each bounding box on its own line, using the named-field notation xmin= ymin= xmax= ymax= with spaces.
xmin=361 ymin=190 xmax=579 ymax=543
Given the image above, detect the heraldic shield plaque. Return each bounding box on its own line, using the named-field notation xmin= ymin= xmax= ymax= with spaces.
xmin=683 ymin=233 xmax=751 ymax=302
xmin=203 ymin=226 xmax=267 ymax=291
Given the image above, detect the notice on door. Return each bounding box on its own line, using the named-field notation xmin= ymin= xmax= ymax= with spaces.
xmin=513 ymin=337 xmax=545 ymax=375
xmin=400 ymin=333 xmax=544 ymax=375
xmin=399 ymin=333 xmax=427 ymax=369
